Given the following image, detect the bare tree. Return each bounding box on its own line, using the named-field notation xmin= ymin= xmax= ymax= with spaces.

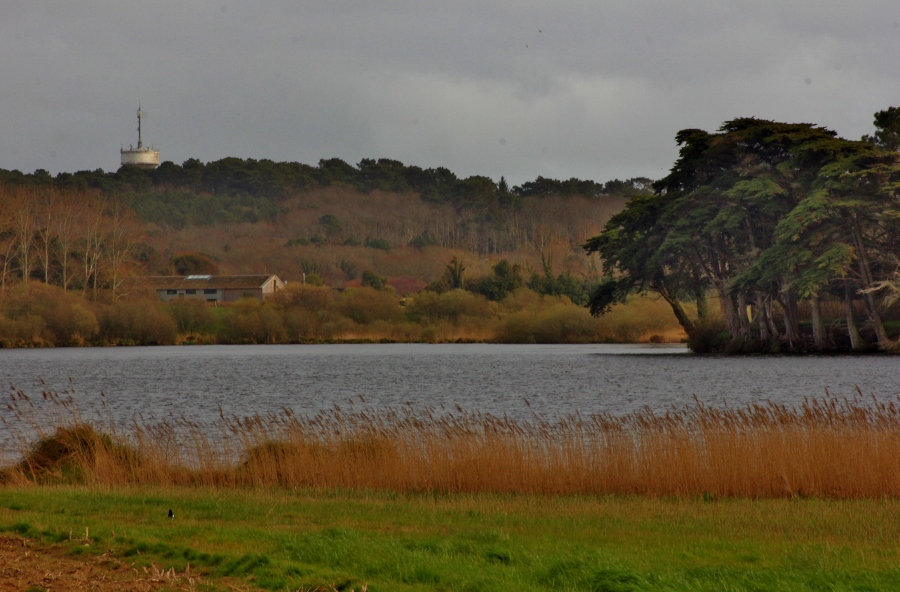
xmin=77 ymin=195 xmax=105 ymax=296
xmin=11 ymin=188 xmax=36 ymax=283
xmin=52 ymin=190 xmax=87 ymax=291
xmin=33 ymin=187 xmax=57 ymax=284
xmin=0 ymin=189 xmax=17 ymax=291
xmin=103 ymin=198 xmax=142 ymax=296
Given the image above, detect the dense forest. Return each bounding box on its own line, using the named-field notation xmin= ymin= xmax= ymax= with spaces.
xmin=586 ymin=108 xmax=900 ymax=353
xmin=0 ymin=157 xmax=650 ymax=230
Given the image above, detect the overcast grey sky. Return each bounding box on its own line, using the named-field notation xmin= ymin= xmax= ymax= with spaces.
xmin=2 ymin=2 xmax=898 ymax=185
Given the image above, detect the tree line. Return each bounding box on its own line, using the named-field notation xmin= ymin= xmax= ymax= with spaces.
xmin=586 ymin=109 xmax=900 ymax=353
xmin=0 ymin=158 xmax=652 ymax=228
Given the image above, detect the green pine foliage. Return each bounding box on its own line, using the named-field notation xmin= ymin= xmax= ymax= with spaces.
xmin=585 ymin=114 xmax=900 ymax=353
xmin=0 ymin=158 xmax=652 ymax=228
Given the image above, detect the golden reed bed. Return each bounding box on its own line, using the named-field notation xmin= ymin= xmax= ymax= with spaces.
xmin=2 ymin=388 xmax=899 ymax=498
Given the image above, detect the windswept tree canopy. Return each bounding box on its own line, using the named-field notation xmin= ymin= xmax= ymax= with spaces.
xmin=585 ymin=114 xmax=900 ymax=353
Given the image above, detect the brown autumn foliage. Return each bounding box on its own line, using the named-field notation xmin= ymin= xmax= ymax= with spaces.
xmin=0 ymin=277 xmax=686 ymax=346
xmin=0 ymin=181 xmax=685 ymax=346
xmin=0 ymin=184 xmax=142 ymax=294
xmin=142 ymin=186 xmax=622 ymax=288
xmin=4 ymin=388 xmax=900 ymax=499
xmin=0 ymin=282 xmax=99 ymax=347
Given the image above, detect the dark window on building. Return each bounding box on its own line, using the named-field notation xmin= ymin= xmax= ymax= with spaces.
xmin=204 ymin=289 xmax=217 ymax=294
xmin=186 ymin=289 xmax=197 ymax=295
xmin=166 ymin=289 xmax=177 ymax=295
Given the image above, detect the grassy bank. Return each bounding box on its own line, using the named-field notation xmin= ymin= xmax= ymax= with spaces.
xmin=2 ymin=486 xmax=900 ymax=590
xmin=6 ymin=394 xmax=900 ymax=589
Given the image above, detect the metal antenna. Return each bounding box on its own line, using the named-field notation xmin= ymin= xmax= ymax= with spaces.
xmin=137 ymin=104 xmax=143 ymax=149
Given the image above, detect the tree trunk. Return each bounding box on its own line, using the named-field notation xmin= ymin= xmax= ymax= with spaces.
xmin=722 ymin=289 xmax=745 ymax=350
xmin=851 ymin=221 xmax=891 ymax=349
xmin=778 ymin=285 xmax=802 ymax=350
xmin=755 ymin=293 xmax=770 ymax=343
xmin=659 ymin=291 xmax=695 ymax=335
xmin=844 ymin=284 xmax=865 ymax=351
xmin=810 ymin=294 xmax=826 ymax=351
xmin=694 ymin=287 xmax=709 ymax=325
xmin=736 ymin=291 xmax=753 ymax=343
xmin=862 ymin=289 xmax=890 ymax=348
xmin=765 ymin=297 xmax=779 ymax=343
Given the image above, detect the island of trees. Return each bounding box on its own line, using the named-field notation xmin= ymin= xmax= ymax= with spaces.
xmin=586 ymin=108 xmax=900 ymax=353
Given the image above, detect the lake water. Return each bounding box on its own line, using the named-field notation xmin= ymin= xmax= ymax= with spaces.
xmin=1 ymin=344 xmax=899 ymax=429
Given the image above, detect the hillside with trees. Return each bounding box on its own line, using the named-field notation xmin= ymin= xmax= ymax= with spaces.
xmin=0 ymin=159 xmax=648 ymax=295
xmin=0 ymin=159 xmax=662 ymax=347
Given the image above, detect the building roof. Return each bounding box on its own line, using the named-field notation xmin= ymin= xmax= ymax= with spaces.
xmin=138 ymin=275 xmax=281 ymax=290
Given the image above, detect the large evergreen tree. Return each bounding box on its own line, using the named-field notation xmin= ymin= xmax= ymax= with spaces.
xmin=586 ymin=115 xmax=900 ymax=352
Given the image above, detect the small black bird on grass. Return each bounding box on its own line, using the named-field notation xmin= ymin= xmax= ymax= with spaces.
xmin=168 ymin=509 xmax=175 ymax=520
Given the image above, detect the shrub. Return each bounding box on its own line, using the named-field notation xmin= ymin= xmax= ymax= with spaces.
xmin=500 ymin=288 xmax=543 ymax=312
xmin=596 ymin=296 xmax=686 ymax=343
xmin=166 ymin=299 xmax=216 ymax=336
xmin=318 ymin=213 xmax=342 ymax=234
xmin=406 ymin=289 xmax=494 ymax=325
xmin=336 ymin=287 xmax=403 ymax=325
xmin=473 ymin=260 xmax=523 ymax=301
xmin=361 ymin=269 xmax=388 ymax=290
xmin=408 ymin=234 xmax=438 ymax=251
xmin=100 ymin=300 xmax=177 ymax=345
xmin=283 ymin=309 xmax=325 ymax=341
xmin=0 ymin=313 xmax=46 ymax=346
xmin=220 ymin=298 xmax=286 ymax=344
xmin=269 ymin=283 xmax=333 ymax=312
xmin=41 ymin=299 xmax=98 ymax=346
xmin=0 ymin=283 xmax=98 ymax=346
xmin=497 ymin=303 xmax=598 ymax=343
xmin=303 ymin=273 xmax=325 ymax=286
xmin=319 ymin=317 xmax=356 ymax=340
xmin=364 ymin=237 xmax=391 ymax=251
xmin=339 ymin=259 xmax=359 ymax=280
xmin=171 ymin=252 xmax=220 ymax=275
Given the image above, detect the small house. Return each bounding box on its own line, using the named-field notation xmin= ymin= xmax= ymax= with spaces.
xmin=144 ymin=275 xmax=286 ymax=303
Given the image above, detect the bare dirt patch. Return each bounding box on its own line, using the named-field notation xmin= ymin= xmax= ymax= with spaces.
xmin=0 ymin=534 xmax=256 ymax=591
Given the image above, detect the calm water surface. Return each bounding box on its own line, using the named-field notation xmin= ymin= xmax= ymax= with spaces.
xmin=1 ymin=344 xmax=899 ymax=427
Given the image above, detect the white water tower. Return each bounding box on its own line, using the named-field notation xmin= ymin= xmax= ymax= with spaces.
xmin=120 ymin=105 xmax=160 ymax=169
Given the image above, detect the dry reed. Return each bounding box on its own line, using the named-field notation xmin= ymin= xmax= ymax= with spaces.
xmin=3 ymin=387 xmax=900 ymax=498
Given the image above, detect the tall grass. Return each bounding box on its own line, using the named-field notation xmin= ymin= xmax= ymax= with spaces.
xmin=4 ymin=388 xmax=899 ymax=498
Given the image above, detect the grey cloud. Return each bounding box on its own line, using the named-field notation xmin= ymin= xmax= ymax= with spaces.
xmin=1 ymin=1 xmax=897 ymax=184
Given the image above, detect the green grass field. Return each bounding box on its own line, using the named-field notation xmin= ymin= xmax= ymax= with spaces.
xmin=2 ymin=486 xmax=900 ymax=591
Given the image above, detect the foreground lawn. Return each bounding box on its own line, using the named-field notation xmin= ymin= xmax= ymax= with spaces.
xmin=1 ymin=487 xmax=900 ymax=591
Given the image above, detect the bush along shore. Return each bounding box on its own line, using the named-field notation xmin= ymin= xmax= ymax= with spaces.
xmin=0 ymin=281 xmax=686 ymax=348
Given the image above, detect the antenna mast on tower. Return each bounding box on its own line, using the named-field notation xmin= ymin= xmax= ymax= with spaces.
xmin=120 ymin=104 xmax=160 ymax=169
xmin=137 ymin=104 xmax=143 ymax=149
